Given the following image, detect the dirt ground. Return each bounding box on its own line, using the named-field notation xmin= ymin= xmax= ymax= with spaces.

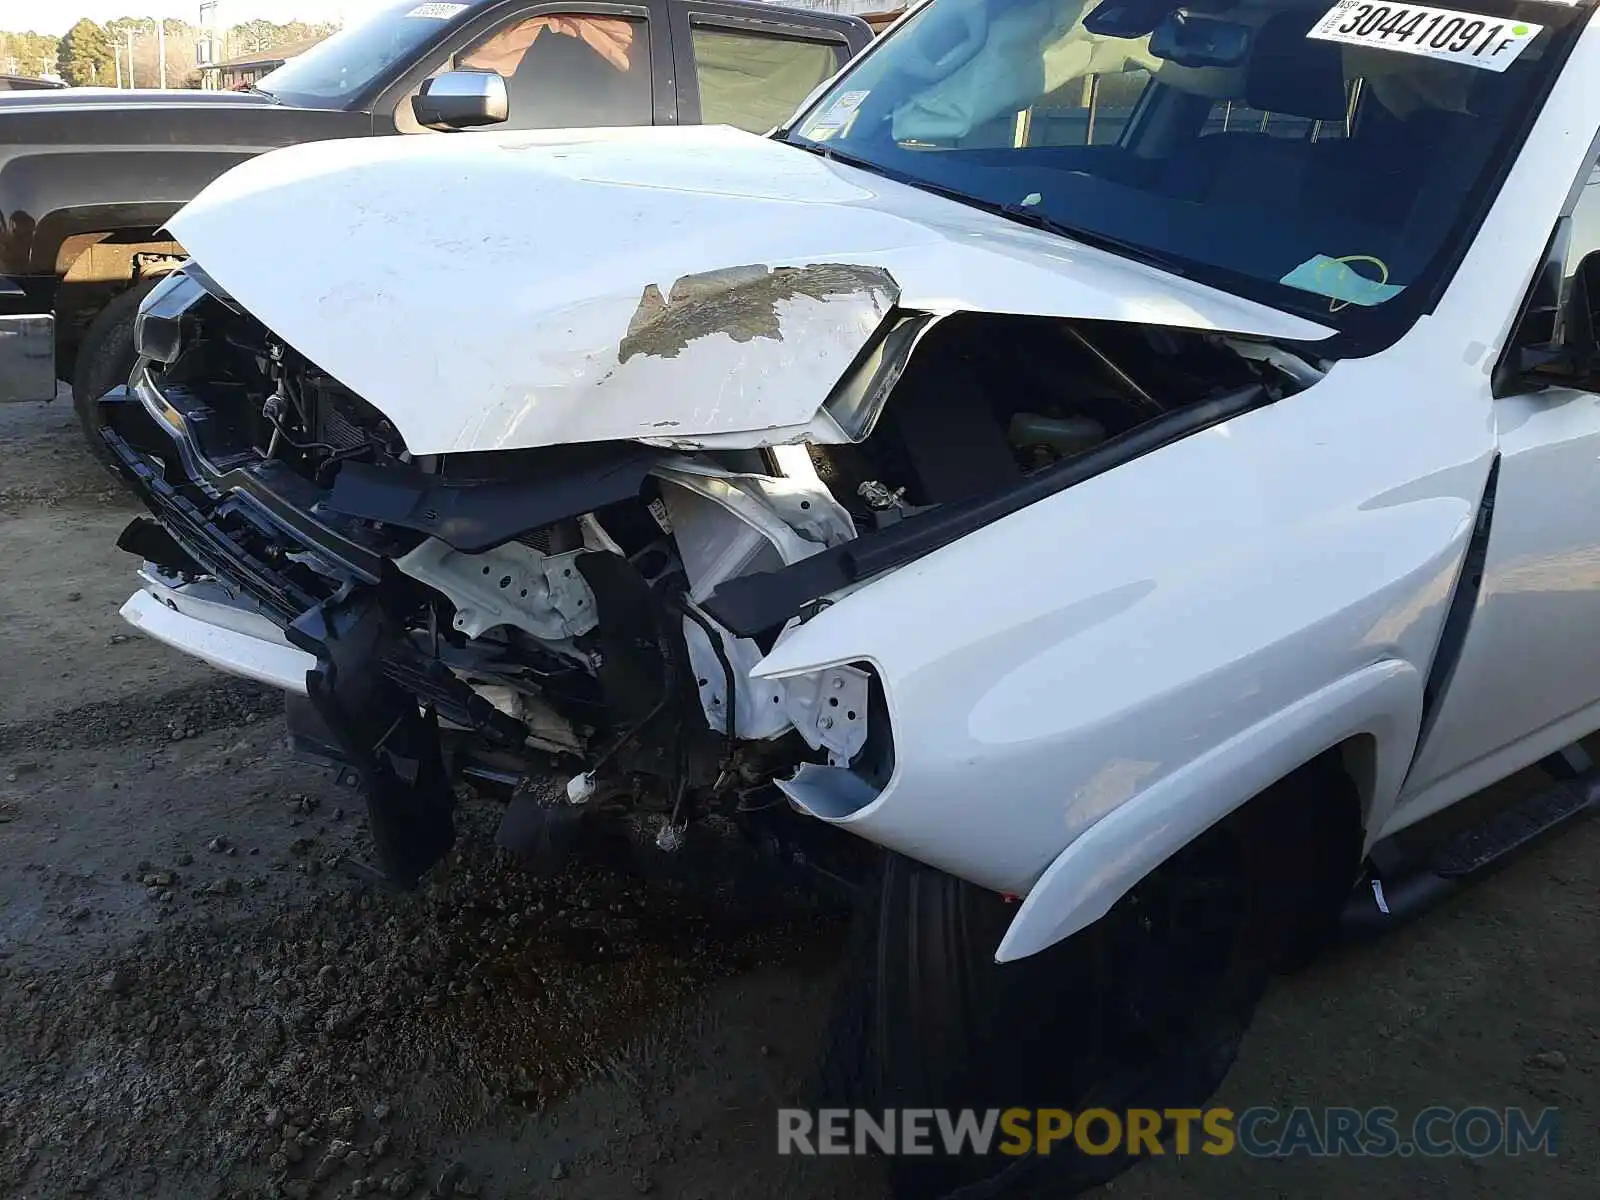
xmin=2 ymin=394 xmax=1597 ymax=1200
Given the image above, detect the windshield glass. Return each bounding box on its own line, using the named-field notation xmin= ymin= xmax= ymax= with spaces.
xmin=786 ymin=0 xmax=1585 ymax=349
xmin=257 ymin=1 xmax=476 ymax=106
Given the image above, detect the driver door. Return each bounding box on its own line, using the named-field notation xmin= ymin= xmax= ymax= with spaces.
xmin=1394 ymin=156 xmax=1600 ymax=824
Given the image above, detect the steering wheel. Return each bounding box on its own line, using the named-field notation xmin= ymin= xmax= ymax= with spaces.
xmin=896 ymin=2 xmax=991 ymax=83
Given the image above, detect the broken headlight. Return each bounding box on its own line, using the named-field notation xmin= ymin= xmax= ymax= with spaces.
xmin=133 ymin=270 xmax=208 ymax=365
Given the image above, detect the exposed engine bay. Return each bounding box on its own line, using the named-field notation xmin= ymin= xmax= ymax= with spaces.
xmin=105 ymin=267 xmax=1315 ymax=887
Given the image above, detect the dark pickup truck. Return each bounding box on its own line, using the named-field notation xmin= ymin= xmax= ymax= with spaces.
xmin=0 ymin=0 xmax=872 ymax=454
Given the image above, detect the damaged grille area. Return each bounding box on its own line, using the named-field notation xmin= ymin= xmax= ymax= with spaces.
xmin=146 ymin=284 xmax=412 ymax=489
xmin=313 ymin=377 xmax=390 ymax=453
xmin=106 ymin=261 xmax=1313 ymax=892
xmin=109 ymin=436 xmax=327 ymax=625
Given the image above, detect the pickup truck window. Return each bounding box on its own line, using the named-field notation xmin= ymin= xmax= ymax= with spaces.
xmin=256 ymin=1 xmax=475 ymax=107
xmin=784 ymin=0 xmax=1586 ymax=355
xmin=690 ymin=26 xmax=843 ymax=133
xmin=457 ymin=12 xmax=652 ymax=129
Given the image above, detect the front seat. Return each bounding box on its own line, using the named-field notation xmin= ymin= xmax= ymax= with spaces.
xmin=1155 ymin=9 xmax=1349 ymax=211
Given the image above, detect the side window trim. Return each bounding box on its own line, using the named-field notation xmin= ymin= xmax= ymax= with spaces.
xmin=667 ymin=1 xmax=849 ymax=127
xmin=374 ymin=0 xmax=674 ymax=131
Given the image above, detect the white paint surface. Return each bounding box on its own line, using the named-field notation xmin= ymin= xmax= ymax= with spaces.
xmin=120 ymin=589 xmax=315 ymax=694
xmin=170 ymin=124 xmax=1330 ymax=455
xmin=748 ymin=16 xmax=1600 ymax=953
xmin=143 ymin=20 xmax=1600 ymax=965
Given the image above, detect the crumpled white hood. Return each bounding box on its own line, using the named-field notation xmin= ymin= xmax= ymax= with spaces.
xmin=170 ymin=124 xmax=1330 ymax=455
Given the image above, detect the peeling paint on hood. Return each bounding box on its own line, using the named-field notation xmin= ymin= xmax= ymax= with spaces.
xmin=618 ymin=263 xmax=898 ymax=366
xmin=169 ymin=124 xmax=1332 ymax=456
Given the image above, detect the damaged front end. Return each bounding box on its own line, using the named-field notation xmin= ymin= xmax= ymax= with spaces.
xmin=103 ymin=260 xmax=1310 ymax=889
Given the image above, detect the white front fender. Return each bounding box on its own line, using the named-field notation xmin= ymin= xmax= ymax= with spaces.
xmin=994 ymin=659 xmax=1423 ymax=962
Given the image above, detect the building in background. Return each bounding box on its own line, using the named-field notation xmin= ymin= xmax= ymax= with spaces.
xmin=208 ymin=34 xmax=326 ymax=90
xmin=769 ymin=0 xmax=895 ymax=12
xmin=197 ymin=2 xmax=334 ymax=91
xmin=771 ymin=0 xmax=906 ymax=29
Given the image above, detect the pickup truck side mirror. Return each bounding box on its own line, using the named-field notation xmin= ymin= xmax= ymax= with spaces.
xmin=1503 ymin=218 xmax=1600 ymax=392
xmin=412 ymin=70 xmax=509 ymax=132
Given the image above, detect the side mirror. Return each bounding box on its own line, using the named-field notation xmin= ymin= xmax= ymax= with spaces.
xmin=1500 ymin=218 xmax=1600 ymax=393
xmin=412 ymin=69 xmax=508 ymax=132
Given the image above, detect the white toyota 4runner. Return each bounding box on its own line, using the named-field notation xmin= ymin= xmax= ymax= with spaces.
xmin=96 ymin=0 xmax=1600 ymax=1194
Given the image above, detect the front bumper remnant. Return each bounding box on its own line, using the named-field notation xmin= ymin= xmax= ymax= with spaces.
xmin=101 ymin=392 xmax=467 ymax=886
xmin=121 ymin=569 xmax=317 ymax=694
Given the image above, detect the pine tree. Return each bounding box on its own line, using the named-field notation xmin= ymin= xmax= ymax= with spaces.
xmin=57 ymin=18 xmax=114 ymax=87
xmin=230 ymin=19 xmax=282 ymax=54
xmin=0 ymin=31 xmax=59 ymax=78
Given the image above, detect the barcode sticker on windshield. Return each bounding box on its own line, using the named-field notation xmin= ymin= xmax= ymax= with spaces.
xmin=1308 ymin=2 xmax=1543 ymax=72
xmin=406 ymin=3 xmax=469 ymax=18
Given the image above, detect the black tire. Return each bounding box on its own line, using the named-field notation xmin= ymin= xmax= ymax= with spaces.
xmin=70 ymin=277 xmax=163 ymax=472
xmin=827 ymin=783 xmax=1321 ymax=1200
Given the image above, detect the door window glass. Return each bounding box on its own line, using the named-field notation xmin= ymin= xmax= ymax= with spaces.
xmin=691 ymin=26 xmax=841 ymax=134
xmin=457 ymin=12 xmax=651 ymax=129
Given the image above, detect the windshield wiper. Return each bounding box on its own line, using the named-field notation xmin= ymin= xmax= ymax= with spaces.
xmin=782 ymin=139 xmax=1189 ymax=278
xmin=787 ymin=139 xmax=1013 ymax=211
xmin=989 ymin=203 xmax=1189 ymax=277
xmin=783 ymin=138 xmax=933 ymax=190
xmin=245 ymin=85 xmax=282 ymax=104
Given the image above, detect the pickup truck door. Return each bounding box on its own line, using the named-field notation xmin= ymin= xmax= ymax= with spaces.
xmin=1393 ymin=154 xmax=1600 ymax=827
xmin=667 ymin=0 xmax=863 ymax=134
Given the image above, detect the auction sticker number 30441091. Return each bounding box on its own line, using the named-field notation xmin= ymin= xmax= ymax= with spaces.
xmin=1308 ymin=1 xmax=1544 ymax=72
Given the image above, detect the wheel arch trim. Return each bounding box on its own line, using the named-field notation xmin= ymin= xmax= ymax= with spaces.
xmin=994 ymin=659 xmax=1423 ymax=963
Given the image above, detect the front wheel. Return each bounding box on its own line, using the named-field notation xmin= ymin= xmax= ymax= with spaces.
xmin=71 ymin=277 xmax=163 ymax=473
xmin=826 ymin=792 xmax=1313 ymax=1199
